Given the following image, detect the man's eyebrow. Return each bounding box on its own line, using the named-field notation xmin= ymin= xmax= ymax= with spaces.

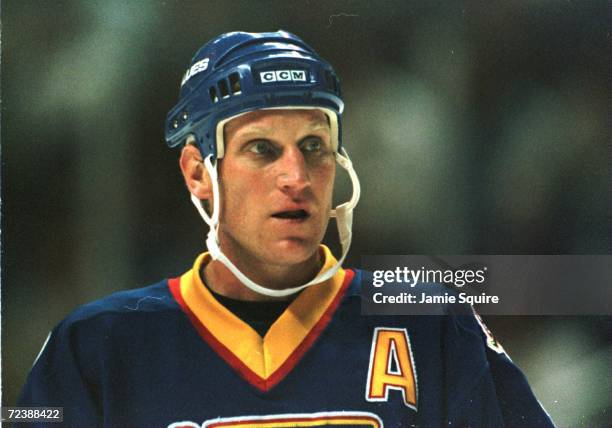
xmin=231 ymin=126 xmax=274 ymax=140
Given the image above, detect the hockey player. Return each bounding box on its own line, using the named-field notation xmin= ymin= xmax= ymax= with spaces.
xmin=19 ymin=31 xmax=555 ymax=427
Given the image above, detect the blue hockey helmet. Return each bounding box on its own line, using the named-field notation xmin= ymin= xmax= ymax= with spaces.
xmin=165 ymin=30 xmax=344 ymax=159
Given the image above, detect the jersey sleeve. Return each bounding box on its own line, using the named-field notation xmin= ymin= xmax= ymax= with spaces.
xmin=480 ymin=325 xmax=555 ymax=426
xmin=444 ymin=308 xmax=556 ymax=427
xmin=18 ymin=320 xmax=103 ymax=427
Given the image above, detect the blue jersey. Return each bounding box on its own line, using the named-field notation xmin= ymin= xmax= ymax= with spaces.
xmin=19 ymin=248 xmax=554 ymax=427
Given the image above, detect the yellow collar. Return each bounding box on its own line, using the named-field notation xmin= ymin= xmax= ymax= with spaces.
xmin=168 ymin=245 xmax=353 ymax=391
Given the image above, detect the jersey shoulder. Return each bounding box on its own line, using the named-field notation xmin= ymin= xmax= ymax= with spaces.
xmin=58 ymin=279 xmax=178 ymax=330
xmin=32 ymin=279 xmax=183 ymax=375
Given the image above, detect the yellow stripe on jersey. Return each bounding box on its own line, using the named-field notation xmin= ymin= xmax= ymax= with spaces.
xmin=200 ymin=411 xmax=382 ymax=428
xmin=179 ymin=245 xmax=346 ymax=381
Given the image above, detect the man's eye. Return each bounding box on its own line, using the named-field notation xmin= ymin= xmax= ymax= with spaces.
xmin=248 ymin=141 xmax=273 ymax=155
xmin=302 ymin=138 xmax=323 ymax=153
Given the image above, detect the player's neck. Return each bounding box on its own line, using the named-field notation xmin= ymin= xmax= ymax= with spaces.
xmin=202 ymin=250 xmax=322 ymax=302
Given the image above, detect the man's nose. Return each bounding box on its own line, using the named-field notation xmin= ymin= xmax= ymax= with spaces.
xmin=276 ymin=146 xmax=310 ymax=194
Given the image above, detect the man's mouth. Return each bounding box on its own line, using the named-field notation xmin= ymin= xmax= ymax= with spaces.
xmin=271 ymin=209 xmax=310 ymax=220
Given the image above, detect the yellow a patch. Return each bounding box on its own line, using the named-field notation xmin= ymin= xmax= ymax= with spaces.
xmin=365 ymin=327 xmax=417 ymax=410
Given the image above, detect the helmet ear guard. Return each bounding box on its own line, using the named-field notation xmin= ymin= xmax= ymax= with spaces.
xmin=167 ymin=31 xmax=360 ymax=297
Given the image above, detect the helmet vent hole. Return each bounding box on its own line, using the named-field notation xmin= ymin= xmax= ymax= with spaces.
xmin=229 ymin=73 xmax=242 ymax=95
xmin=218 ymin=79 xmax=230 ymax=99
xmin=209 ymin=87 xmax=219 ymax=103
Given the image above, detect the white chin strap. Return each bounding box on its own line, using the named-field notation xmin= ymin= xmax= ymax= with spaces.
xmin=190 ymin=148 xmax=361 ymax=298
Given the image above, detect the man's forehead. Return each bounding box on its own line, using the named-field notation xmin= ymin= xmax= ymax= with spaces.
xmin=225 ymin=109 xmax=330 ymax=135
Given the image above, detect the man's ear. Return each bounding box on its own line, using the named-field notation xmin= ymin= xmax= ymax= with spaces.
xmin=179 ymin=144 xmax=212 ymax=200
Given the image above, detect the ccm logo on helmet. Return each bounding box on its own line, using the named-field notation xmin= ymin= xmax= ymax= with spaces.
xmin=260 ymin=69 xmax=307 ymax=83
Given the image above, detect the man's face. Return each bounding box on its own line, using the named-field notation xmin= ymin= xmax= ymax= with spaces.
xmin=217 ymin=109 xmax=336 ymax=269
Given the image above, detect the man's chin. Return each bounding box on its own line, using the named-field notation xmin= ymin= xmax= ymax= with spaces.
xmin=268 ymin=239 xmax=320 ymax=265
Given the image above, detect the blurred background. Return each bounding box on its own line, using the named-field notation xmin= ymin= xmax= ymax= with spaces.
xmin=2 ymin=0 xmax=610 ymax=425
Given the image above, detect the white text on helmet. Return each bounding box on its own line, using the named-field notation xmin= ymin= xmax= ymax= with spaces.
xmin=181 ymin=58 xmax=210 ymax=86
xmin=259 ymin=70 xmax=307 ymax=83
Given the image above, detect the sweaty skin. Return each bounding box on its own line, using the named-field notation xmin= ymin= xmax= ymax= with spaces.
xmin=180 ymin=109 xmax=336 ymax=301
